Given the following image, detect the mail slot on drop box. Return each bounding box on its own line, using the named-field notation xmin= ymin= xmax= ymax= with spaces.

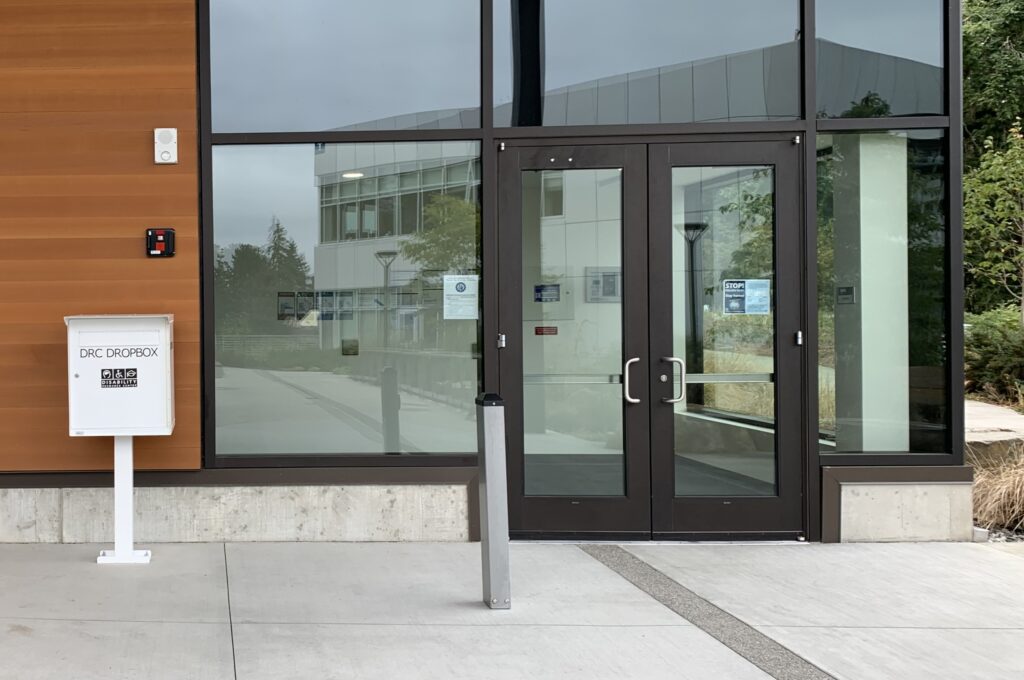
xmin=65 ymin=315 xmax=175 ymax=437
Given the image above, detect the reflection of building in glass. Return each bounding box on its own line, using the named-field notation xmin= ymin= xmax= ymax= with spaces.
xmin=816 ymin=40 xmax=943 ymax=117
xmin=313 ymin=143 xmax=481 ymax=351
xmin=330 ymin=41 xmax=942 ymax=130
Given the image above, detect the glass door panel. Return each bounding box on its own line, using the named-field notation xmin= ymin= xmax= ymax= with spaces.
xmin=649 ymin=141 xmax=803 ymax=537
xmin=670 ymin=166 xmax=777 ymax=497
xmin=522 ymin=169 xmax=625 ymax=497
xmin=500 ymin=144 xmax=650 ymax=536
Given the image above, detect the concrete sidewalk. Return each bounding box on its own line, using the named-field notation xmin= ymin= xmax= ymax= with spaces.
xmin=966 ymin=399 xmax=1024 ymax=459
xmin=1 ymin=541 xmax=1022 ymax=680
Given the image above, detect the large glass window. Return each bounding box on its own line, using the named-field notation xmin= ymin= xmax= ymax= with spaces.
xmin=817 ymin=130 xmax=948 ymax=453
xmin=494 ymin=0 xmax=801 ymax=126
xmin=212 ymin=142 xmax=482 ymax=456
xmin=817 ymin=0 xmax=945 ymax=118
xmin=210 ymin=0 xmax=481 ymax=132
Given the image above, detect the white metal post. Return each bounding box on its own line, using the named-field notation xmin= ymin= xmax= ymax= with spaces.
xmin=97 ymin=435 xmax=151 ymax=564
xmin=477 ymin=394 xmax=510 ymax=609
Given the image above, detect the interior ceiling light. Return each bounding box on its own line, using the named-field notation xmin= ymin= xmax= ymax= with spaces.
xmin=342 ymin=171 xmax=364 ymax=179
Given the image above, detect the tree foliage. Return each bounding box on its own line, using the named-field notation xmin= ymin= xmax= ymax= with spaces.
xmin=965 ymin=305 xmax=1024 ymax=404
xmin=964 ymin=0 xmax=1024 ymax=167
xmin=964 ymin=123 xmax=1024 ymax=322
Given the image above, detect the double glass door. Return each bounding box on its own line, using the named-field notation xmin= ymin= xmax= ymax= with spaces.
xmin=498 ymin=140 xmax=803 ymax=538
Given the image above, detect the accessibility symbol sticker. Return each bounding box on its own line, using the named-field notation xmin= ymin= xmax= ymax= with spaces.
xmin=101 ymin=368 xmax=138 ymax=388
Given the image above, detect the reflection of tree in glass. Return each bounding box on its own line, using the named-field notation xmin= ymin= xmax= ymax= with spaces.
xmin=265 ymin=217 xmax=311 ymax=292
xmin=815 ymin=136 xmax=947 ymax=371
xmin=705 ymin=170 xmax=775 ymax=357
xmin=398 ymin=194 xmax=481 ymax=355
xmin=816 ymin=136 xmax=946 ymax=351
xmin=905 ymin=136 xmax=947 ymax=369
xmin=838 ymin=91 xmax=892 ymax=119
xmin=831 ymin=100 xmax=942 ymax=372
xmin=215 ymin=216 xmax=310 ymax=335
xmin=400 ymin=194 xmax=480 ymax=278
xmin=718 ymin=169 xmax=774 ymax=282
xmin=815 ymin=133 xmax=947 ymax=439
xmin=817 ymin=148 xmax=839 ymax=373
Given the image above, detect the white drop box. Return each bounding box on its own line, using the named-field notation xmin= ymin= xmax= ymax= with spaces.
xmin=65 ymin=314 xmax=175 ymax=437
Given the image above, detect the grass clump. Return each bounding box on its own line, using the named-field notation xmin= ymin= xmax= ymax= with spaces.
xmin=969 ymin=444 xmax=1024 ymax=531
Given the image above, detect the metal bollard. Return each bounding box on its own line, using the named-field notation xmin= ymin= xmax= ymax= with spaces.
xmin=476 ymin=393 xmax=511 ymax=609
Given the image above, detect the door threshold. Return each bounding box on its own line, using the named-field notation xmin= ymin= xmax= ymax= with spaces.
xmin=511 ymin=530 xmax=806 ymax=542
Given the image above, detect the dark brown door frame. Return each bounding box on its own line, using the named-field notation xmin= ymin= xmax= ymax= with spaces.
xmin=498 ymin=138 xmax=806 ymax=539
xmin=498 ymin=143 xmax=651 ymax=538
xmin=648 ymin=140 xmax=805 ymax=538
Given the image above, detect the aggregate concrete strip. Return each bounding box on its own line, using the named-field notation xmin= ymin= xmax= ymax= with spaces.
xmin=580 ymin=545 xmax=835 ymax=680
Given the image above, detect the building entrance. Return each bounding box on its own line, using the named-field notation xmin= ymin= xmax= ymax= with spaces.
xmin=498 ymin=140 xmax=804 ymax=538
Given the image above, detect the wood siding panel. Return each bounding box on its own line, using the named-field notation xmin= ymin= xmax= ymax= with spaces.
xmin=0 ymin=0 xmax=200 ymax=471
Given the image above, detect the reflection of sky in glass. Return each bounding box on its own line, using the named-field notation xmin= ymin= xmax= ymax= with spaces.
xmin=213 ymin=146 xmax=318 ymax=260
xmin=494 ymin=0 xmax=800 ymax=106
xmin=817 ymin=0 xmax=943 ymax=67
xmin=212 ymin=0 xmax=946 ymax=130
xmin=210 ymin=0 xmax=480 ymax=132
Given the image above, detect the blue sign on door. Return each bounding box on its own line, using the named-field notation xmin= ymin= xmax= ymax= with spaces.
xmin=534 ymin=284 xmax=561 ymax=303
xmin=723 ymin=279 xmax=770 ymax=315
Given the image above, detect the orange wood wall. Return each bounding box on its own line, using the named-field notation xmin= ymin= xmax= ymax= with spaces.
xmin=0 ymin=1 xmax=200 ymax=471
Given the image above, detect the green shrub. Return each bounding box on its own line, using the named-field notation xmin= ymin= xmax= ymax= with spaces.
xmin=965 ymin=306 xmax=1024 ymax=406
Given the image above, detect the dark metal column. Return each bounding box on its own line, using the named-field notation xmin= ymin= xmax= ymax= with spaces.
xmin=511 ymin=0 xmax=544 ymax=127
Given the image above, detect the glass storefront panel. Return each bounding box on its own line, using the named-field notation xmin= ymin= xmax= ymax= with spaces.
xmin=210 ymin=0 xmax=481 ymax=132
xmin=817 ymin=0 xmax=945 ymax=118
xmin=212 ymin=142 xmax=482 ymax=456
xmin=494 ymin=0 xmax=801 ymax=127
xmin=817 ymin=131 xmax=948 ymax=453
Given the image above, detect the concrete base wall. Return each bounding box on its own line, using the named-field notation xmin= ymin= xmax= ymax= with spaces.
xmin=4 ymin=472 xmax=976 ymax=544
xmin=821 ymin=466 xmax=975 ymax=543
xmin=0 ymin=485 xmax=470 ymax=543
xmin=840 ymin=482 xmax=974 ymax=542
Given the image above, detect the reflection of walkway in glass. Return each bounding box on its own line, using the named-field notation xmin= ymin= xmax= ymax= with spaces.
xmin=216 ymin=367 xmax=478 ymax=455
xmin=524 ymin=454 xmax=774 ymax=497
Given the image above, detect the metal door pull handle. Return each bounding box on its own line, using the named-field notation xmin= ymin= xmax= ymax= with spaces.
xmin=623 ymin=357 xmax=640 ymax=404
xmin=661 ymin=356 xmax=686 ymax=403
